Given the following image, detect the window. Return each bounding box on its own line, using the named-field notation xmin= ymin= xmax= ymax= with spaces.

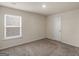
xmin=4 ymin=14 xmax=22 ymax=39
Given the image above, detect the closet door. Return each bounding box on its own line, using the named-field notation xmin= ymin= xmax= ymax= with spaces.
xmin=53 ymin=15 xmax=61 ymax=41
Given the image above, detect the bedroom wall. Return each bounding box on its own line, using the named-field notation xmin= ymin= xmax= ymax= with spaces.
xmin=0 ymin=6 xmax=46 ymax=50
xmin=46 ymin=9 xmax=79 ymax=47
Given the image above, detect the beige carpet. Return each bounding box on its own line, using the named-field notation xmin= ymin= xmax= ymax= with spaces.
xmin=0 ymin=38 xmax=79 ymax=56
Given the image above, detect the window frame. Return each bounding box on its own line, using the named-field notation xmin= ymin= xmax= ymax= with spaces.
xmin=4 ymin=14 xmax=22 ymax=39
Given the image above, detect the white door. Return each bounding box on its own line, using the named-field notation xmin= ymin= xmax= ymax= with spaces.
xmin=53 ymin=15 xmax=61 ymax=41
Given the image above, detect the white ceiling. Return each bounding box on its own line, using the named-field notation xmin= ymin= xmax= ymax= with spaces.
xmin=0 ymin=2 xmax=79 ymax=16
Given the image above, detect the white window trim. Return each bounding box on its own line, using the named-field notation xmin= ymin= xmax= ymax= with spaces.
xmin=4 ymin=14 xmax=22 ymax=40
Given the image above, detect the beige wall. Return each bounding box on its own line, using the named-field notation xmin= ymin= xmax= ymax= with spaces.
xmin=61 ymin=9 xmax=79 ymax=47
xmin=46 ymin=9 xmax=79 ymax=47
xmin=0 ymin=6 xmax=46 ymax=50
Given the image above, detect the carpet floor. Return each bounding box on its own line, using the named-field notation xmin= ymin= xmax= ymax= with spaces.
xmin=0 ymin=39 xmax=79 ymax=56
